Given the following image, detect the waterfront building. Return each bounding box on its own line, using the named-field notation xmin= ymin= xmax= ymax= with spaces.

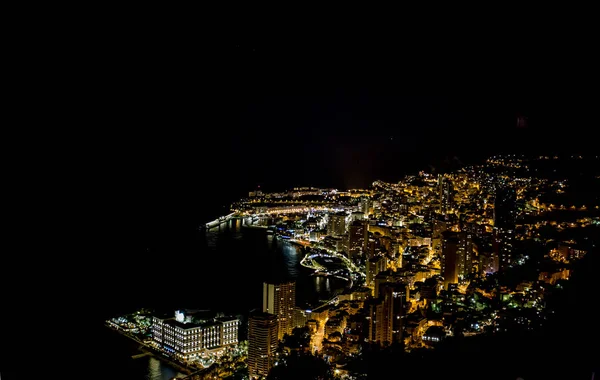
xmin=151 ymin=311 xmax=239 ymax=361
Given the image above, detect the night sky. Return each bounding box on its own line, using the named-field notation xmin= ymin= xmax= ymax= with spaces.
xmin=115 ymin=40 xmax=598 ymax=196
xmin=71 ymin=38 xmax=600 ymax=254
xmin=125 ymin=76 xmax=597 ymax=216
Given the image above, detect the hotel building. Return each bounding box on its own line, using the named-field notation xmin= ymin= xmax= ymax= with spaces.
xmin=151 ymin=310 xmax=239 ymax=361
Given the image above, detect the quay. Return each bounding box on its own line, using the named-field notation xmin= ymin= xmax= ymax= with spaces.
xmin=106 ymin=323 xmax=193 ymax=375
xmin=131 ymin=352 xmax=151 ymax=359
xmin=204 ymin=212 xmax=235 ymax=229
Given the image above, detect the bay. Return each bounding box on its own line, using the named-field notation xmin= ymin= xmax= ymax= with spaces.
xmin=94 ymin=217 xmax=347 ymax=379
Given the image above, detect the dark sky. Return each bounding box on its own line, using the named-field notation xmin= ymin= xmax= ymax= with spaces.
xmin=122 ymin=68 xmax=596 ymax=190
xmin=78 ymin=38 xmax=599 ymax=236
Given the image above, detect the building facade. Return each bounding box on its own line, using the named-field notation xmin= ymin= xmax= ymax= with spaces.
xmin=327 ymin=212 xmax=348 ymax=237
xmin=348 ymin=220 xmax=368 ymax=260
xmin=248 ymin=312 xmax=279 ymax=379
xmin=442 ymin=231 xmax=478 ymax=288
xmin=263 ymin=281 xmax=296 ymax=340
xmin=151 ymin=313 xmax=239 ymax=361
xmin=494 ymin=187 xmax=517 ymax=271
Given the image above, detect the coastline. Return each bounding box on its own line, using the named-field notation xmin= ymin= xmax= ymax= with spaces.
xmin=105 ymin=324 xmax=193 ymax=375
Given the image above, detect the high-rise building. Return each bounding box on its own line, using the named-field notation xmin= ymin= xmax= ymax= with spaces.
xmin=351 ymin=211 xmax=366 ymax=221
xmin=495 ymin=228 xmax=514 ymax=271
xmin=263 ymin=281 xmax=296 ymax=340
xmin=442 ymin=232 xmax=459 ymax=288
xmin=366 ymin=282 xmax=406 ymax=347
xmin=457 ymin=232 xmax=476 ymax=279
xmin=327 ymin=212 xmax=347 ymax=236
xmin=442 ymin=231 xmax=477 ymax=289
xmin=494 ymin=187 xmax=517 ymax=229
xmin=494 ymin=187 xmax=517 ymax=271
xmin=248 ymin=312 xmax=278 ymax=379
xmin=360 ymin=197 xmax=371 ymax=216
xmin=439 ymin=175 xmax=453 ymax=215
xmin=348 ymin=220 xmax=368 ymax=260
xmin=366 ymin=256 xmax=387 ymax=289
xmin=379 ymin=282 xmax=408 ymax=345
xmin=480 ymin=249 xmax=499 ymax=274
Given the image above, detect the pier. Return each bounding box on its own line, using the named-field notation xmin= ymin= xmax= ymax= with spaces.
xmin=131 ymin=352 xmax=151 ymax=359
xmin=204 ymin=212 xmax=235 ymax=229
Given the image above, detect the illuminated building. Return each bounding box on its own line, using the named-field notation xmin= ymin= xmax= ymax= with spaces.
xmin=380 ymin=282 xmax=408 ymax=345
xmin=348 ymin=220 xmax=368 ymax=259
xmin=442 ymin=232 xmax=459 ymax=288
xmin=423 ymin=326 xmax=446 ymax=345
xmin=480 ymin=250 xmax=500 ymax=274
xmin=327 ymin=212 xmax=348 ymax=237
xmin=323 ymin=235 xmax=347 ymax=253
xmin=263 ymin=281 xmax=296 ymax=340
xmin=293 ymin=307 xmax=310 ymax=328
xmin=494 ymin=187 xmax=517 ymax=228
xmin=351 ymin=211 xmax=365 ymax=221
xmin=442 ymin=231 xmax=477 ymax=288
xmin=248 ymin=312 xmax=278 ymax=379
xmin=495 ymin=187 xmax=517 ymax=271
xmin=360 ymin=197 xmax=371 ymax=216
xmin=366 ymin=282 xmax=406 ymax=347
xmin=439 ymin=175 xmax=453 ymax=215
xmin=151 ymin=311 xmax=239 ymax=361
xmin=366 ymin=256 xmax=387 ymax=289
xmin=457 ymin=232 xmax=477 ymax=278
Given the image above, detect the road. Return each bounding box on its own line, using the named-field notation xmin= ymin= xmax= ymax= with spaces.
xmin=310 ymin=317 xmax=329 ymax=354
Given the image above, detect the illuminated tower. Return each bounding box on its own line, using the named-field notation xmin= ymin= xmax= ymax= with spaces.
xmin=263 ymin=281 xmax=296 ymax=340
xmin=327 ymin=212 xmax=347 ymax=237
xmin=379 ymin=282 xmax=408 ymax=345
xmin=442 ymin=231 xmax=476 ymax=288
xmin=457 ymin=232 xmax=476 ymax=280
xmin=494 ymin=187 xmax=516 ymax=271
xmin=442 ymin=231 xmax=459 ymax=288
xmin=348 ymin=220 xmax=368 ymax=260
xmin=360 ymin=197 xmax=371 ymax=216
xmin=248 ymin=312 xmax=278 ymax=379
xmin=439 ymin=175 xmax=453 ymax=215
xmin=366 ymin=256 xmax=387 ymax=290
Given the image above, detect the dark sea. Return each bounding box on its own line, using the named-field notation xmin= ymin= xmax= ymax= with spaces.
xmin=89 ymin=206 xmax=348 ymax=379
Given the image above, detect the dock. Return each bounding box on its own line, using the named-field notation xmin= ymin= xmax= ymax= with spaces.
xmin=131 ymin=352 xmax=152 ymax=359
xmin=204 ymin=212 xmax=235 ymax=229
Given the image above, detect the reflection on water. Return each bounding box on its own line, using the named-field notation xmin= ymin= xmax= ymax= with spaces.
xmin=205 ymin=218 xmax=244 ymax=248
xmin=201 ymin=219 xmax=350 ymax=310
xmin=280 ymin=241 xmax=299 ymax=277
xmin=314 ymin=275 xmax=331 ymax=293
xmin=146 ymin=357 xmax=186 ymax=380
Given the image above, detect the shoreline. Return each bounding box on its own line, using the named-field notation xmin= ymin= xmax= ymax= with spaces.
xmin=106 ymin=324 xmax=193 ymax=375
